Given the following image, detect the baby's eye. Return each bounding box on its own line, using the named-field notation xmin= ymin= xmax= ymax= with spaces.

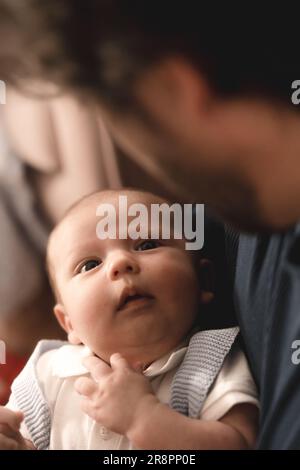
xmin=135 ymin=240 xmax=162 ymax=251
xmin=79 ymin=259 xmax=101 ymax=273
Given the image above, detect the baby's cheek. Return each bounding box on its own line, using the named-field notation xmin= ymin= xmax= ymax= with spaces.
xmin=171 ymin=258 xmax=198 ymax=286
xmin=174 ymin=267 xmax=200 ymax=306
xmin=65 ymin=294 xmax=94 ymax=324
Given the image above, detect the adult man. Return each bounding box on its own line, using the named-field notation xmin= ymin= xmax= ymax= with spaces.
xmin=0 ymin=1 xmax=300 ymax=448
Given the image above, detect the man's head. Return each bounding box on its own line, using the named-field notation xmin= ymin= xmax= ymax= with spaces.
xmin=1 ymin=2 xmax=300 ymax=230
xmin=47 ymin=189 xmax=213 ymax=367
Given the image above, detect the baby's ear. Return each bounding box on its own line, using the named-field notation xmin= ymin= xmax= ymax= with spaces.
xmin=53 ymin=304 xmax=82 ymax=345
xmin=198 ymin=258 xmax=215 ymax=304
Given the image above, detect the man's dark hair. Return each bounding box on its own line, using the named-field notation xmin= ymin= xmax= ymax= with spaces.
xmin=0 ymin=1 xmax=298 ymax=109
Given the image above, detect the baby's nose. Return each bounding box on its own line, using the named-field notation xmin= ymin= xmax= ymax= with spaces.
xmin=107 ymin=252 xmax=140 ymax=280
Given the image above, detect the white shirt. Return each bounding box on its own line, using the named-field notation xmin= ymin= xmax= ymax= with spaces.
xmin=8 ymin=342 xmax=258 ymax=449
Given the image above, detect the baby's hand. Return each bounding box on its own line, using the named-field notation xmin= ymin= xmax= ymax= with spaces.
xmin=0 ymin=406 xmax=34 ymax=450
xmin=75 ymin=353 xmax=159 ymax=436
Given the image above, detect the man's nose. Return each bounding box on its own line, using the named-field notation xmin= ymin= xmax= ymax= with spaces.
xmin=106 ymin=251 xmax=140 ymax=280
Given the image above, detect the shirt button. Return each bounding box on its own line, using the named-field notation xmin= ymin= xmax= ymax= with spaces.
xmin=99 ymin=426 xmax=112 ymax=440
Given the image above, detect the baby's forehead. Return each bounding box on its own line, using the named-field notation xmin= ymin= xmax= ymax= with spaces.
xmin=62 ymin=191 xmax=166 ymax=229
xmin=96 ymin=190 xmax=166 ymax=207
xmin=72 ymin=190 xmax=166 ymax=213
xmin=48 ymin=189 xmax=168 ymax=254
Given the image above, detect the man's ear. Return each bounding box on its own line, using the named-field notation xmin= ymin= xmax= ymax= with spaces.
xmin=53 ymin=304 xmax=82 ymax=345
xmin=135 ymin=56 xmax=213 ymax=124
xmin=198 ymin=258 xmax=215 ymax=304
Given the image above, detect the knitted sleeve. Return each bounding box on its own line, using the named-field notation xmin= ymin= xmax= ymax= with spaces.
xmin=8 ymin=340 xmax=67 ymax=450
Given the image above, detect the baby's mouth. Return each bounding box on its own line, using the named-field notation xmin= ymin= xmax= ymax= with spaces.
xmin=117 ymin=289 xmax=154 ymax=312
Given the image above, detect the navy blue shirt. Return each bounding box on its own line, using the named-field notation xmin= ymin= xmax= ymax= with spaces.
xmin=234 ymin=224 xmax=300 ymax=449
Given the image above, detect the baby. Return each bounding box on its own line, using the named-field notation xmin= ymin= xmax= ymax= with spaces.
xmin=0 ymin=189 xmax=258 ymax=449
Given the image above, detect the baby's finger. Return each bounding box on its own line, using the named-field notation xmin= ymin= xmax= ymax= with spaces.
xmin=110 ymin=353 xmax=130 ymax=371
xmin=0 ymin=433 xmax=20 ymax=450
xmin=80 ymin=397 xmax=101 ymax=422
xmin=82 ymin=356 xmax=111 ymax=382
xmin=74 ymin=377 xmax=98 ymax=397
xmin=0 ymin=408 xmax=23 ymax=432
xmin=0 ymin=423 xmax=22 ymax=439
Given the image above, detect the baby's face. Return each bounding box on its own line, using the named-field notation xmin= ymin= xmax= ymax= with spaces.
xmin=50 ymin=191 xmax=202 ymax=365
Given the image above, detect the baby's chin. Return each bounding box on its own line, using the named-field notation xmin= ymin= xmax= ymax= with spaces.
xmin=87 ymin=320 xmax=195 ymax=368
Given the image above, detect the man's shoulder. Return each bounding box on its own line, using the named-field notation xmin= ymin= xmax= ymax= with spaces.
xmin=234 ymin=223 xmax=300 ymax=383
xmin=236 ymin=223 xmax=300 ymax=276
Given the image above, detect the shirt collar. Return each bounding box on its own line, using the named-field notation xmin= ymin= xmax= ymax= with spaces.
xmin=143 ymin=345 xmax=187 ymax=378
xmin=51 ymin=344 xmax=93 ymax=378
xmin=51 ymin=342 xmax=189 ymax=379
